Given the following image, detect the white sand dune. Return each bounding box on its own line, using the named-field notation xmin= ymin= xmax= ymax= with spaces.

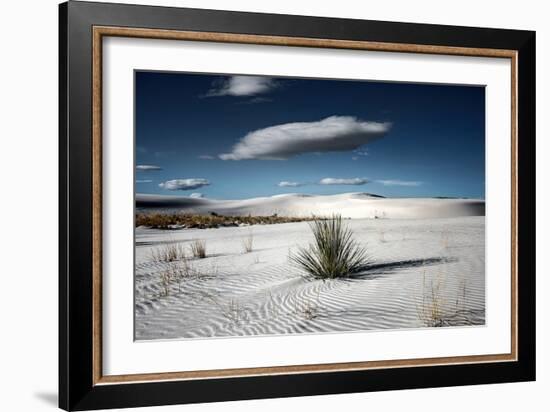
xmin=135 ymin=216 xmax=485 ymax=340
xmin=136 ymin=192 xmax=484 ymax=219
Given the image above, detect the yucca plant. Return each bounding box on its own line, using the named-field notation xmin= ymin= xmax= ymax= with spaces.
xmin=291 ymin=215 xmax=368 ymax=279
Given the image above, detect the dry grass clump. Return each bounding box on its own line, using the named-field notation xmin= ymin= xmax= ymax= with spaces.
xmin=297 ymin=299 xmax=318 ymax=320
xmin=291 ymin=215 xmax=369 ymax=279
xmin=440 ymin=229 xmax=450 ymax=249
xmin=136 ymin=212 xmax=315 ymax=229
xmin=242 ymin=231 xmax=254 ymax=253
xmin=201 ymin=293 xmax=250 ymax=325
xmin=156 ymin=258 xmax=217 ymax=297
xmin=159 ymin=271 xmax=172 ymax=297
xmin=416 ymin=272 xmax=475 ymax=327
xmin=190 ymin=240 xmax=207 ymax=259
xmin=222 ymin=299 xmax=250 ymax=324
xmin=156 ymin=260 xmax=190 ymax=297
xmin=150 ymin=242 xmax=186 ymax=263
xmin=416 ymin=272 xmax=446 ymax=327
xmin=293 ymin=290 xmax=321 ymax=320
xmin=169 ymin=259 xmax=193 ymax=291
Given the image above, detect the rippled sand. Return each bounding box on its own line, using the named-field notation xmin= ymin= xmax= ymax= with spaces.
xmin=135 ymin=217 xmax=485 ymax=340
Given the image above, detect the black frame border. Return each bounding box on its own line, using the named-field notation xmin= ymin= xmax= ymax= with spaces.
xmin=59 ymin=1 xmax=535 ymax=410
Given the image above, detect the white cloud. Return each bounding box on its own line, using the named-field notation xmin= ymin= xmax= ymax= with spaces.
xmin=159 ymin=179 xmax=210 ymax=191
xmin=206 ymin=76 xmax=277 ymax=97
xmin=376 ymin=180 xmax=423 ymax=187
xmin=219 ymin=116 xmax=390 ymax=160
xmin=278 ymin=181 xmax=305 ymax=187
xmin=319 ymin=177 xmax=369 ymax=185
xmin=275 ymin=177 xmax=420 ymax=187
xmin=189 ymin=192 xmax=204 ymax=198
xmin=136 ymin=179 xmax=152 ymax=183
xmin=136 ymin=164 xmax=162 ymax=171
xmin=352 ymin=150 xmax=368 ymax=161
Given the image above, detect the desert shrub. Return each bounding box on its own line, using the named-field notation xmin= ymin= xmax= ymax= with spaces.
xmin=190 ymin=240 xmax=207 ymax=259
xmin=291 ymin=215 xmax=369 ymax=279
xmin=136 ymin=213 xmax=174 ymax=229
xmin=136 ymin=212 xmax=316 ymax=229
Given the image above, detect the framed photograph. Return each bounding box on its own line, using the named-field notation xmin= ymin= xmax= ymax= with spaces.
xmin=59 ymin=1 xmax=535 ymax=410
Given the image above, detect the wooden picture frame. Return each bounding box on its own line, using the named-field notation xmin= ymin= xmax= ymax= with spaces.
xmin=59 ymin=1 xmax=535 ymax=410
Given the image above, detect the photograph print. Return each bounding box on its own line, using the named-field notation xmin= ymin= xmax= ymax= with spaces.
xmin=134 ymin=71 xmax=486 ymax=341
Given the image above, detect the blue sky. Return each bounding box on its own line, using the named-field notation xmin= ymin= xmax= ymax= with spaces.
xmin=135 ymin=71 xmax=485 ymax=199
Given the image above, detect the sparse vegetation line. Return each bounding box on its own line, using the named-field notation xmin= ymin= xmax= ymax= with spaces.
xmin=136 ymin=212 xmax=317 ymax=229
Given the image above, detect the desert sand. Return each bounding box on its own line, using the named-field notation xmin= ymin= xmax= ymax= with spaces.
xmin=136 ymin=192 xmax=484 ymax=219
xmin=135 ymin=193 xmax=485 ymax=340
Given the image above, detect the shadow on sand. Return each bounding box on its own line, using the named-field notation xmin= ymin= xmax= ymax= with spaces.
xmin=349 ymin=257 xmax=456 ymax=280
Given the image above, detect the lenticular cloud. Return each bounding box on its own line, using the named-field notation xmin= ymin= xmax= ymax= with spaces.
xmin=319 ymin=177 xmax=369 ymax=186
xmin=376 ymin=180 xmax=423 ymax=187
xmin=159 ymin=179 xmax=210 ymax=191
xmin=278 ymin=181 xmax=305 ymax=187
xmin=219 ymin=116 xmax=391 ymax=160
xmin=136 ymin=164 xmax=162 ymax=171
xmin=206 ymin=76 xmax=277 ymax=97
